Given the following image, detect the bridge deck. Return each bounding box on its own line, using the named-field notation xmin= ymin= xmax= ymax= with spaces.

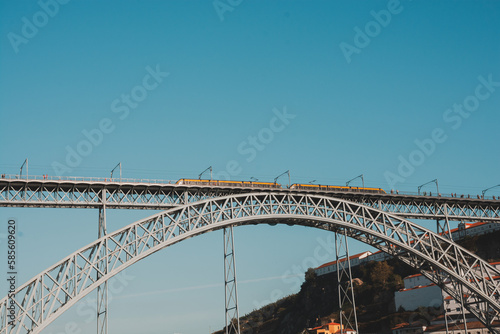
xmin=1 ymin=177 xmax=499 ymax=222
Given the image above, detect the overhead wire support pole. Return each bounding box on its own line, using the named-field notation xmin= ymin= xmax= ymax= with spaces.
xmin=110 ymin=162 xmax=122 ymax=182
xmin=482 ymin=184 xmax=500 ymax=198
xmin=199 ymin=166 xmax=213 ymax=181
xmin=223 ymin=226 xmax=241 ymax=334
xmin=346 ymin=174 xmax=364 ymax=188
xmin=19 ymin=158 xmax=28 ymax=179
xmin=418 ymin=179 xmax=439 ymax=195
xmin=274 ymin=170 xmax=290 ymax=188
xmin=97 ymin=189 xmax=108 ymax=334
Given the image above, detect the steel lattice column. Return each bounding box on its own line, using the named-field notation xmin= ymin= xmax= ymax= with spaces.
xmin=97 ymin=194 xmax=108 ymax=334
xmin=224 ymin=226 xmax=241 ymax=334
xmin=335 ymin=230 xmax=359 ymax=334
xmin=437 ymin=214 xmax=468 ymax=334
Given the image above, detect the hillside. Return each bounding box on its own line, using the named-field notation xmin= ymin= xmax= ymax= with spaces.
xmin=215 ymin=230 xmax=500 ymax=334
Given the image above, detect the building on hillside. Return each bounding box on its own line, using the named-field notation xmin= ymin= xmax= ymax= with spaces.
xmin=394 ymin=283 xmax=442 ymax=311
xmin=392 ymin=319 xmax=500 ymax=334
xmin=391 ymin=321 xmax=427 ymax=334
xmin=314 ymin=250 xmax=395 ymax=277
xmin=366 ymin=249 xmax=393 ymax=262
xmin=315 ymin=251 xmax=372 ymax=276
xmin=441 ymin=221 xmax=500 ymax=240
xmin=307 ymin=322 xmax=356 ymax=334
xmin=423 ymin=319 xmax=500 ymax=333
xmin=315 ymin=222 xmax=499 ymax=278
xmin=394 ymin=262 xmax=500 ymax=313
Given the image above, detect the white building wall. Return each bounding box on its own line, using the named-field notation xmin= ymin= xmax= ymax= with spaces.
xmin=442 ymin=296 xmax=465 ymax=315
xmin=395 ymin=262 xmax=500 ymax=316
xmin=424 ymin=328 xmax=492 ymax=334
xmin=404 ymin=275 xmax=433 ymax=290
xmin=394 ymin=285 xmax=443 ymax=311
xmin=451 ymin=222 xmax=500 ymax=240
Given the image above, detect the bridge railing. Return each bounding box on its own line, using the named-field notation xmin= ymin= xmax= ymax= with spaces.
xmin=0 ymin=174 xmax=176 ymax=184
xmin=0 ymin=173 xmax=498 ymax=200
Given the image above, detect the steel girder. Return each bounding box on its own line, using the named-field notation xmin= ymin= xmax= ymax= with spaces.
xmin=1 ymin=180 xmax=500 ymax=222
xmin=1 ymin=193 xmax=499 ymax=334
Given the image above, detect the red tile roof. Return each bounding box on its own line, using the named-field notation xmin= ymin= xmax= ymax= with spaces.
xmin=391 ymin=321 xmax=427 ymax=330
xmin=439 ymin=221 xmax=490 ymax=236
xmin=316 ymin=252 xmax=371 ymax=269
xmin=404 ymin=273 xmax=422 ymax=279
xmin=425 ymin=320 xmax=500 ymax=332
xmin=398 ymin=283 xmax=436 ymax=292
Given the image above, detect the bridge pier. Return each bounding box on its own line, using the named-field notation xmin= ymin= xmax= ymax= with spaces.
xmin=97 ymin=191 xmax=108 ymax=334
xmin=224 ymin=226 xmax=241 ymax=334
xmin=335 ymin=229 xmax=359 ymax=334
xmin=436 ymin=215 xmax=468 ymax=334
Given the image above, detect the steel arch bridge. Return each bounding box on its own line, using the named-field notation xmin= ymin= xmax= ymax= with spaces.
xmin=2 ymin=193 xmax=500 ymax=334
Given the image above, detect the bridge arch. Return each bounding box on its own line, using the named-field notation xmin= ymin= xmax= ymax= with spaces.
xmin=2 ymin=193 xmax=499 ymax=333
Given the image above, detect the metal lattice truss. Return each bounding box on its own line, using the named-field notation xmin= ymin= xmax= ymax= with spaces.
xmin=0 ymin=180 xmax=246 ymax=209
xmin=335 ymin=231 xmax=358 ymax=333
xmin=367 ymin=198 xmax=500 ymax=221
xmin=1 ymin=180 xmax=500 ymax=222
xmin=224 ymin=227 xmax=241 ymax=334
xmin=1 ymin=193 xmax=500 ymax=334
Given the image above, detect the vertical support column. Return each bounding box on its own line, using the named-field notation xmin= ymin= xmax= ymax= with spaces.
xmin=223 ymin=226 xmax=241 ymax=334
xmin=335 ymin=229 xmax=358 ymax=334
xmin=458 ymin=282 xmax=468 ymax=333
xmin=437 ymin=204 xmax=468 ymax=333
xmin=436 ymin=220 xmax=451 ymax=239
xmin=97 ymin=189 xmax=108 ymax=334
xmin=443 ymin=275 xmax=469 ymax=334
xmin=438 ymin=215 xmax=453 ymax=334
xmin=441 ymin=292 xmax=450 ymax=334
xmin=443 ymin=247 xmax=469 ymax=334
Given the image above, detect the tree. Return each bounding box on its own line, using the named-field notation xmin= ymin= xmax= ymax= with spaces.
xmin=305 ymin=268 xmax=317 ymax=282
xmin=369 ymin=261 xmax=393 ymax=285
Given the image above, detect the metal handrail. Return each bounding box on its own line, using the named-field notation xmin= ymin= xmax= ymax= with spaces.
xmin=0 ymin=174 xmax=498 ymax=200
xmin=0 ymin=174 xmax=174 ymax=184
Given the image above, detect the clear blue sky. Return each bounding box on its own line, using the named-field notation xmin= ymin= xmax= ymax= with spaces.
xmin=0 ymin=1 xmax=499 ymax=333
